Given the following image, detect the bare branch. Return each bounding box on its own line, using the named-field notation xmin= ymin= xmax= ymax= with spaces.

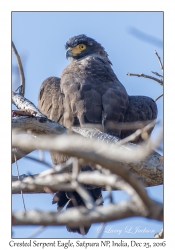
xmin=12 ymin=199 xmax=163 ymax=227
xmin=12 ymin=41 xmax=25 ymax=96
xmin=12 ymin=131 xmax=163 ymax=209
xmin=12 ymin=157 xmax=74 ymax=183
xmin=12 ymin=153 xmax=163 ymax=193
xmin=105 ymin=120 xmax=157 ymax=131
xmin=12 ymin=147 xmax=35 ymax=163
xmin=12 ymin=115 xmax=160 ymax=151
xmin=12 ymin=175 xmax=75 ymax=194
xmin=12 ymin=174 xmax=33 ymax=182
xmin=154 ymin=93 xmax=163 ymax=102
xmin=12 ymin=159 xmax=163 ymax=228
xmin=12 ymin=171 xmax=134 ymax=194
xmin=119 ymin=120 xmax=156 ymax=145
xmin=96 ymin=223 xmax=106 ymax=238
xmin=12 ymin=138 xmax=163 ymax=190
xmin=12 ymin=115 xmax=66 ymax=135
xmin=20 ymin=154 xmax=53 ymax=169
xmin=151 ymin=71 xmax=163 ymax=79
xmin=14 ymin=154 xmax=26 ymax=212
xmin=12 ymin=129 xmax=163 ymax=165
xmin=12 ymin=91 xmax=46 ymax=118
xmin=75 ymin=183 xmax=96 ymax=209
xmin=27 ymin=226 xmax=46 ymax=239
xmin=154 ymin=50 xmax=163 ymax=73
xmin=126 ymin=72 xmax=163 ymax=85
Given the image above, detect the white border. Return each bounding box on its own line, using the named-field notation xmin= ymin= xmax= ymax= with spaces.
xmin=1 ymin=1 xmax=174 ymax=248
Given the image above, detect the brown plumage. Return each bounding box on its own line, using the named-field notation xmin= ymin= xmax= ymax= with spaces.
xmin=38 ymin=34 xmax=157 ymax=235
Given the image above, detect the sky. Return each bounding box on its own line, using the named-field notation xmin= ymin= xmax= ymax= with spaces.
xmin=12 ymin=12 xmax=163 ymax=239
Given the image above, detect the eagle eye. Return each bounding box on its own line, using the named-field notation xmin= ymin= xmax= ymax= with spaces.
xmin=78 ymin=44 xmax=86 ymax=51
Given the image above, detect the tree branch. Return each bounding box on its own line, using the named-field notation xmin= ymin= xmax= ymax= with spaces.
xmin=12 ymin=147 xmax=35 ymax=163
xmin=151 ymin=71 xmax=163 ymax=79
xmin=154 ymin=50 xmax=163 ymax=73
xmin=11 ymin=171 xmax=141 ymax=194
xmin=12 ymin=147 xmax=163 ymax=190
xmin=12 ymin=131 xmax=162 ymax=168
xmin=127 ymin=50 xmax=163 ymax=87
xmin=12 ymin=115 xmax=66 ymax=135
xmin=12 ymin=165 xmax=162 ymax=193
xmin=126 ymin=72 xmax=163 ymax=85
xmin=12 ymin=130 xmax=163 ymax=209
xmin=12 ymin=91 xmax=47 ymax=118
xmin=154 ymin=93 xmax=163 ymax=102
xmin=12 ymin=198 xmax=163 ymax=228
xmin=12 ymin=41 xmax=25 ymax=96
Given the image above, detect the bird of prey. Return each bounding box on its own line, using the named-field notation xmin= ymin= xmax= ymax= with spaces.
xmin=38 ymin=34 xmax=157 ymax=235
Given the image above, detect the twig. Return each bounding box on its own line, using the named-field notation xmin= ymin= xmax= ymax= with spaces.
xmin=27 ymin=226 xmax=46 ymax=238
xmin=154 ymin=50 xmax=163 ymax=73
xmin=12 ymin=41 xmax=25 ymax=96
xmin=72 ymin=158 xmax=79 ymax=180
xmin=154 ymin=93 xmax=163 ymax=102
xmin=14 ymin=154 xmax=26 ymax=212
xmin=75 ymin=184 xmax=96 ymax=209
xmin=126 ymin=72 xmax=163 ymax=85
xmin=103 ymin=120 xmax=157 ymax=131
xmin=97 ymin=223 xmax=106 ymax=238
xmin=101 ymin=169 xmax=113 ymax=203
xmin=12 ymin=147 xmax=35 ymax=163
xmin=39 ymin=157 xmax=74 ymax=176
xmin=38 ymin=150 xmax=44 ymax=162
xmin=119 ymin=120 xmax=156 ymax=145
xmin=151 ymin=71 xmax=163 ymax=79
xmin=71 ymin=158 xmax=96 ymax=209
xmin=22 ymin=154 xmax=53 ymax=169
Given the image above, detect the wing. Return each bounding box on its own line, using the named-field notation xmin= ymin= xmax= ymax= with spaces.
xmin=60 ymin=55 xmax=129 ymax=137
xmin=38 ymin=76 xmax=64 ymax=124
xmin=121 ymin=95 xmax=158 ymax=142
xmin=38 ymin=76 xmax=68 ymax=164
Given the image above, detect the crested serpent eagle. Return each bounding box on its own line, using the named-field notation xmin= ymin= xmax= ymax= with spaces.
xmin=38 ymin=34 xmax=157 ymax=235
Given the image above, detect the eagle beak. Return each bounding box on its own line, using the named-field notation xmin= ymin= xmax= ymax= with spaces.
xmin=66 ymin=49 xmax=73 ymax=59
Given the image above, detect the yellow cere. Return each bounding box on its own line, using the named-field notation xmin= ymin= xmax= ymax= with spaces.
xmin=69 ymin=44 xmax=86 ymax=55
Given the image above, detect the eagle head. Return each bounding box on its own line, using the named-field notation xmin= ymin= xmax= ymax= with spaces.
xmin=65 ymin=34 xmax=109 ymax=61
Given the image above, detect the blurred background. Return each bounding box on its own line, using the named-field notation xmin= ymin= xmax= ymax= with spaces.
xmin=12 ymin=11 xmax=163 ymax=238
